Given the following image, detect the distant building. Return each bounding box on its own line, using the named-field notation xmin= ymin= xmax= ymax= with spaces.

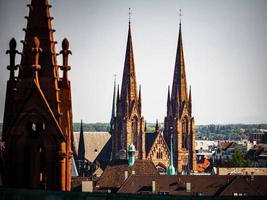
xmin=246 ymin=144 xmax=267 ymax=167
xmin=216 ymin=167 xmax=267 ymax=175
xmin=249 ymin=132 xmax=265 ymax=144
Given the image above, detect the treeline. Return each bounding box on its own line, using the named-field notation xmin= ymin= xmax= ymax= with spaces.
xmin=72 ymin=122 xmax=157 ymax=133
xmin=1 ymin=123 xmax=266 ymax=141
xmin=196 ymin=124 xmax=267 ymax=141
xmin=72 ymin=123 xmax=267 ymax=141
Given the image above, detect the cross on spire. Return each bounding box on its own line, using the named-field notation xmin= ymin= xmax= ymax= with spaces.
xmin=128 ymin=8 xmax=131 ymax=24
xmin=114 ymin=73 xmax=117 ymax=83
xmin=179 ymin=9 xmax=182 ymax=25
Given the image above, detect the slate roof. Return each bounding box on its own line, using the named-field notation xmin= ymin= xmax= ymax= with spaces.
xmin=219 ymin=175 xmax=267 ymax=196
xmin=73 ymin=132 xmax=111 ymax=162
xmin=145 ymin=132 xmax=157 ymax=154
xmin=94 ymin=137 xmax=112 ymax=169
xmin=96 ymin=160 xmax=159 ymax=191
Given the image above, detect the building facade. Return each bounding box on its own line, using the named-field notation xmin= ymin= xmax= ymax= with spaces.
xmin=2 ymin=0 xmax=73 ymax=191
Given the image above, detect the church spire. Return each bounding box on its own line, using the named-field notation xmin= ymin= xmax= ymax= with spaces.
xmin=171 ymin=11 xmax=188 ymax=105
xmin=138 ymin=84 xmax=142 ymax=111
xmin=110 ymin=77 xmax=116 ymax=133
xmin=78 ymin=120 xmax=85 ymax=160
xmin=18 ymin=0 xmax=60 ymax=118
xmin=120 ymin=13 xmax=138 ymax=115
xmin=20 ymin=0 xmax=58 ymax=78
xmin=188 ymin=85 xmax=192 ymax=115
xmin=111 ymin=77 xmax=116 ymax=120
xmin=155 ymin=119 xmax=159 ymax=132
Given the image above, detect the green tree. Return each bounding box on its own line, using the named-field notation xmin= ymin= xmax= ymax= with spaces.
xmin=227 ymin=149 xmax=251 ymax=167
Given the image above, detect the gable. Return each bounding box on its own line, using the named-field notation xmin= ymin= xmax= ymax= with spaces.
xmin=6 ymin=79 xmax=65 ymax=142
xmin=146 ymin=132 xmax=170 ymax=162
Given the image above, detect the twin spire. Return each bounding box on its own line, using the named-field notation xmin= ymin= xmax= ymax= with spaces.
xmin=116 ymin=9 xmax=142 ymax=118
xmin=167 ymin=9 xmax=193 ymax=118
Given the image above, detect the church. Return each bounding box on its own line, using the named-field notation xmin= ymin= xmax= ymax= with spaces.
xmin=109 ymin=13 xmax=196 ymax=174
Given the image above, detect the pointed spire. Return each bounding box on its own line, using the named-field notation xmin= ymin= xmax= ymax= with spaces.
xmin=155 ymin=119 xmax=159 ymax=132
xmin=171 ymin=11 xmax=188 ymax=106
xmin=175 ymin=85 xmax=180 ymax=116
xmin=20 ymin=0 xmax=58 ymax=78
xmin=121 ymin=12 xmax=138 ymax=116
xmin=18 ymin=0 xmax=61 ymax=118
xmin=78 ymin=120 xmax=85 ymax=160
xmin=110 ymin=77 xmax=116 ymax=133
xmin=167 ymin=85 xmax=171 ymax=116
xmin=189 ymin=85 xmax=192 ymax=115
xmin=167 ymin=134 xmax=176 ymax=175
xmin=116 ymin=83 xmax=120 ymax=109
xmin=138 ymin=84 xmax=142 ymax=112
xmin=111 ymin=76 xmax=117 ymax=119
xmin=138 ymin=84 xmax=142 ymax=103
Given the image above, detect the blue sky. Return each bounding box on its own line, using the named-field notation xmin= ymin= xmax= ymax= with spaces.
xmin=0 ymin=0 xmax=267 ymax=124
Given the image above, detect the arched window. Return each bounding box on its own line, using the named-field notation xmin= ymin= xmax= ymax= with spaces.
xmin=131 ymin=116 xmax=138 ymax=148
xmin=182 ymin=117 xmax=188 ymax=149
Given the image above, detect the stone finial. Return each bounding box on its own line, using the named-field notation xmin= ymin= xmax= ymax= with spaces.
xmin=59 ymin=38 xmax=72 ymax=83
xmin=6 ymin=38 xmax=20 ymax=80
xmin=32 ymin=36 xmax=42 ymax=81
xmin=60 ymin=38 xmax=72 ymax=71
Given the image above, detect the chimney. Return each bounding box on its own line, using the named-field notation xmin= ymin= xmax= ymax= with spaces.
xmin=82 ymin=181 xmax=93 ymax=192
xmin=152 ymin=180 xmax=156 ymax=193
xmin=124 ymin=171 xmax=128 ymax=180
xmin=251 ymin=172 xmax=254 ymax=181
xmin=186 ymin=182 xmax=191 ymax=192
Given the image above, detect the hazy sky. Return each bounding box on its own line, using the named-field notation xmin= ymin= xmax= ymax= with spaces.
xmin=0 ymin=0 xmax=267 ymax=124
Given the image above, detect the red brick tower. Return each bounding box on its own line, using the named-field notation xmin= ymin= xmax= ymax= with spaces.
xmin=164 ymin=19 xmax=196 ymax=174
xmin=2 ymin=0 xmax=73 ymax=191
xmin=112 ymin=17 xmax=146 ymax=160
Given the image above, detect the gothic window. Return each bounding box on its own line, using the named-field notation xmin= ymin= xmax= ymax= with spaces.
xmin=182 ymin=117 xmax=188 ymax=149
xmin=131 ymin=116 xmax=138 ymax=147
xmin=26 ymin=121 xmax=45 ymax=138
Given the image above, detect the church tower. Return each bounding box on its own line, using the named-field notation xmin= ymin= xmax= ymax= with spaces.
xmin=2 ymin=0 xmax=73 ymax=191
xmin=164 ymin=16 xmax=196 ymax=174
xmin=112 ymin=12 xmax=146 ymax=160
